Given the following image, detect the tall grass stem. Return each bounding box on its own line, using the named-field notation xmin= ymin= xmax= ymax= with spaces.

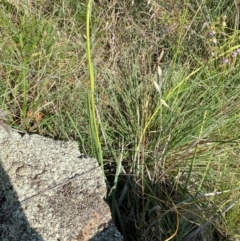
xmin=86 ymin=0 xmax=104 ymax=174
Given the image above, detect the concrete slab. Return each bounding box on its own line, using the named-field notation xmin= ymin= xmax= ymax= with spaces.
xmin=0 ymin=126 xmax=123 ymax=241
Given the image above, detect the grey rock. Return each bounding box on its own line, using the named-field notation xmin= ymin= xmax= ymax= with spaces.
xmin=0 ymin=127 xmax=123 ymax=241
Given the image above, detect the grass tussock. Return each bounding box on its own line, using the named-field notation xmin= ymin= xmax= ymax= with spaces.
xmin=1 ymin=0 xmax=240 ymax=240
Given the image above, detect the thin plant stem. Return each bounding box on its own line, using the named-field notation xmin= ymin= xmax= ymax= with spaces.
xmin=86 ymin=0 xmax=104 ymax=173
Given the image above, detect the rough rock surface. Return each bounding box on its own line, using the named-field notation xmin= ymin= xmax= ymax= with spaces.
xmin=0 ymin=127 xmax=123 ymax=241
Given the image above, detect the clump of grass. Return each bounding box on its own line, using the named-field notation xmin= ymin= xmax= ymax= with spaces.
xmin=0 ymin=0 xmax=89 ymax=138
xmin=93 ymin=1 xmax=240 ymax=240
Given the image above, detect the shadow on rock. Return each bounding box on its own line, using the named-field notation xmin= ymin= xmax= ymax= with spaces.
xmin=0 ymin=162 xmax=44 ymax=241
